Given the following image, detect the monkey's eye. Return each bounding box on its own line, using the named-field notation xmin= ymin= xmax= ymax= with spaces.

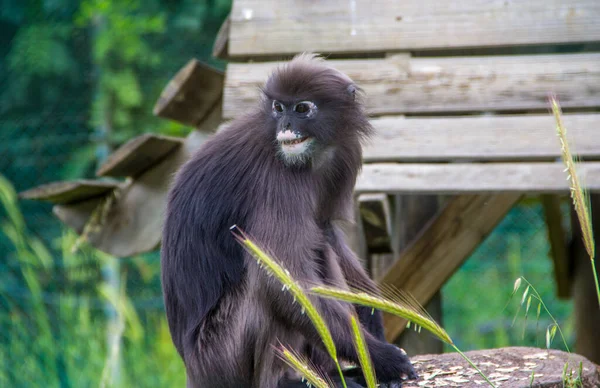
xmin=294 ymin=101 xmax=315 ymax=114
xmin=272 ymin=101 xmax=284 ymax=113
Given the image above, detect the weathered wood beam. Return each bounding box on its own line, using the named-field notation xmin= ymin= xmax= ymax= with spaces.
xmin=51 ymin=105 xmax=223 ymax=257
xmin=153 ymin=59 xmax=224 ymax=127
xmin=80 ymin=145 xmax=188 ymax=257
xmin=228 ymin=0 xmax=600 ymax=56
xmin=53 ymin=197 xmax=105 ymax=235
xmin=358 ymin=193 xmax=393 ymax=254
xmin=365 ymin=114 xmax=600 ymax=163
xmin=96 ymin=134 xmax=184 ymax=178
xmin=356 ymin=162 xmax=600 ymax=195
xmin=541 ymin=195 xmax=571 ymax=299
xmin=223 ymin=53 xmax=600 ymax=119
xmin=379 ymin=193 xmax=522 ymax=342
xmin=19 ymin=180 xmax=120 ymax=205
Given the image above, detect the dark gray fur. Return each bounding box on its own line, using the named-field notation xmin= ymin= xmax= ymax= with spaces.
xmin=161 ymin=54 xmax=416 ymax=388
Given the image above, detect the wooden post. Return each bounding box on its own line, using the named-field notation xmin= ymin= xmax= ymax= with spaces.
xmin=541 ymin=195 xmax=571 ymax=299
xmin=390 ymin=195 xmax=443 ymax=355
xmin=571 ymin=194 xmax=600 ymax=364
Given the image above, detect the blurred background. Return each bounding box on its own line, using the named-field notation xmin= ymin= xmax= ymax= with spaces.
xmin=0 ymin=0 xmax=579 ymax=387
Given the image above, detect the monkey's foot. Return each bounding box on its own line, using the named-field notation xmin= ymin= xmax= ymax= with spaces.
xmin=370 ymin=344 xmax=418 ymax=385
xmin=343 ymin=357 xmax=418 ymax=387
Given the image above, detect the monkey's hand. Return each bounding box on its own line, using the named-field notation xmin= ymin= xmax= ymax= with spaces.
xmin=371 ymin=344 xmax=418 ymax=384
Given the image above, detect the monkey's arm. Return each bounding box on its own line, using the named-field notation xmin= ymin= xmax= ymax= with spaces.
xmin=161 ymin=153 xmax=248 ymax=359
xmin=326 ymin=223 xmax=386 ymax=341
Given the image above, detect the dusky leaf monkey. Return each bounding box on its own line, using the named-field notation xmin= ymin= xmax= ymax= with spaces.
xmin=161 ymin=54 xmax=416 ymax=388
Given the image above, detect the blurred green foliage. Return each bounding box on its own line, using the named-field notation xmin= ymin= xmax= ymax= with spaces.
xmin=0 ymin=175 xmax=186 ymax=386
xmin=1 ymin=0 xmax=230 ymax=190
xmin=1 ymin=0 xmax=229 ymax=386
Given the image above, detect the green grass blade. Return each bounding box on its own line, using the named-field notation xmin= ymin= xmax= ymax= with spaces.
xmin=276 ymin=345 xmax=332 ymax=388
xmin=551 ymin=96 xmax=598 ymax=307
xmin=311 ymin=285 xmax=453 ymax=345
xmin=350 ymin=315 xmax=377 ymax=388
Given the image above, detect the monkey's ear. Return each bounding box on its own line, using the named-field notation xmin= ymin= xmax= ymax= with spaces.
xmin=346 ymin=84 xmax=356 ymax=101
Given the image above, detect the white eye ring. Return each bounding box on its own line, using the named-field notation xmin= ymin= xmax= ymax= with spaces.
xmin=272 ymin=100 xmax=284 ymax=113
xmin=293 ymin=101 xmax=316 ymax=115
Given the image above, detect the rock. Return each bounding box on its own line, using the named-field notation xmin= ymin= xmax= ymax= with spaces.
xmin=402 ymin=347 xmax=599 ymax=388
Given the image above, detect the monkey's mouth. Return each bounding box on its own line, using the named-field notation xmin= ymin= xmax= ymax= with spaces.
xmin=280 ymin=137 xmax=309 ymax=146
xmin=277 ymin=131 xmax=313 ymax=155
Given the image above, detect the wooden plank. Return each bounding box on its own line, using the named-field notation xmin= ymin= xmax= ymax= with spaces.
xmin=153 ymin=59 xmax=224 ymax=127
xmin=228 ymin=0 xmax=600 ymax=56
xmin=96 ymin=134 xmax=184 ymax=178
xmin=223 ymin=53 xmax=600 ymax=119
xmin=541 ymin=195 xmax=571 ymax=299
xmin=19 ymin=180 xmax=119 ymax=205
xmin=355 ymin=162 xmax=600 ymax=194
xmin=365 ymin=114 xmax=600 ymax=162
xmin=379 ymin=193 xmax=522 ymax=342
xmin=358 ymin=193 xmax=393 ymax=254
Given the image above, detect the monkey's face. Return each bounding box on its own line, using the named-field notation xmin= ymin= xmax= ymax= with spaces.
xmin=271 ymin=99 xmax=319 ymax=165
xmin=262 ymin=54 xmax=373 ymax=167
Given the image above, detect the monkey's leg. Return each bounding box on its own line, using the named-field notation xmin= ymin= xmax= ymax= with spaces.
xmin=259 ymin=259 xmax=416 ymax=384
xmin=326 ymin=224 xmax=386 ymax=341
xmin=324 ymin=224 xmax=415 ymax=387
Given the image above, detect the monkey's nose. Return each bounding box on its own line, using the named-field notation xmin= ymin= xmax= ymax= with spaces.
xmin=285 ymin=122 xmax=291 ymax=130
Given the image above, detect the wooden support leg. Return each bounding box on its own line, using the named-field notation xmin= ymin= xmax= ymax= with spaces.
xmin=391 ymin=194 xmax=443 ymax=355
xmin=358 ymin=193 xmax=393 ymax=256
xmin=379 ymin=193 xmax=522 ymax=343
xmin=571 ymin=194 xmax=600 ymax=364
xmin=541 ymin=195 xmax=571 ymax=299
